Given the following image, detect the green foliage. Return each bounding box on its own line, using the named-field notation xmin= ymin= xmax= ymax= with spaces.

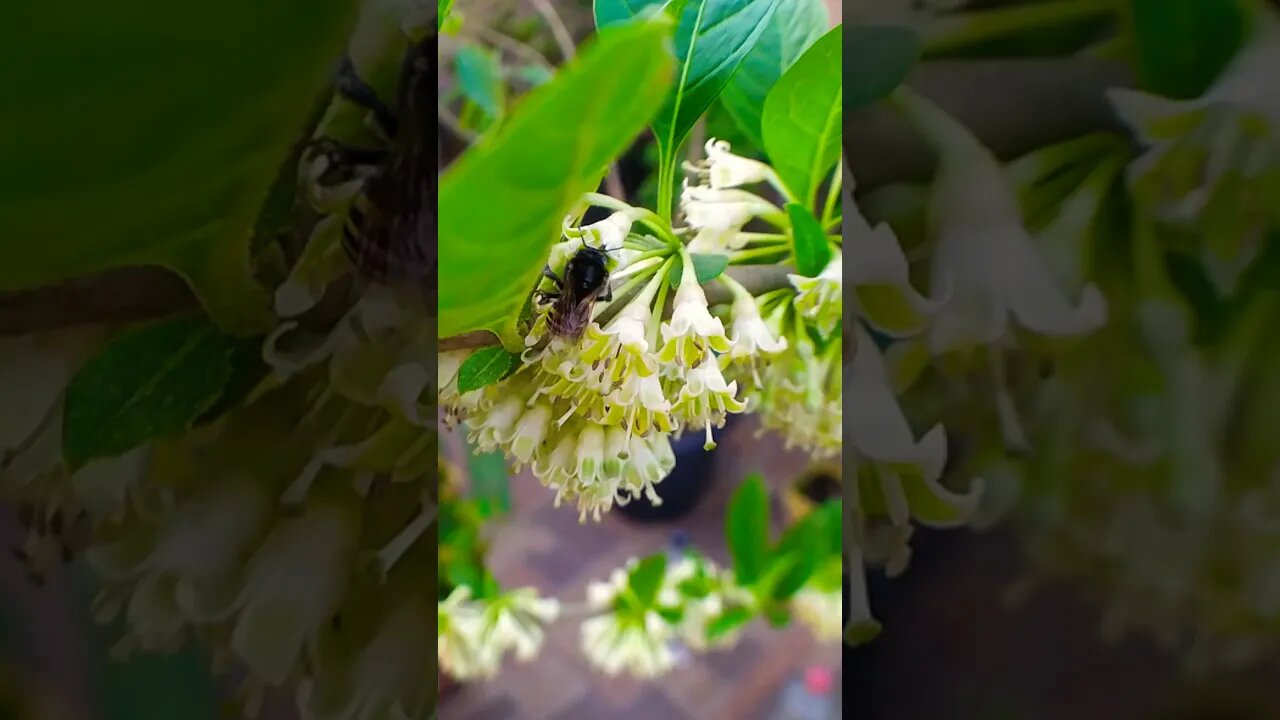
xmin=594 ymin=0 xmax=666 ymax=29
xmin=628 ymin=554 xmax=669 ymax=607
xmin=668 ymin=252 xmax=730 ymax=287
xmin=1127 ymin=0 xmax=1248 ymax=99
xmin=455 ymin=43 xmax=506 ymax=122
xmin=762 ymin=26 xmax=843 ymax=206
xmin=465 ymin=434 xmax=512 ymax=518
xmin=0 ymin=0 xmax=359 ymax=334
xmin=456 ymin=346 xmax=521 ymax=393
xmin=719 ymin=0 xmax=827 ymax=148
xmin=843 ymin=25 xmax=921 ymax=111
xmin=438 ymin=19 xmax=675 ymax=347
xmin=63 ymin=316 xmax=239 ymax=469
xmin=786 ymin=203 xmax=833 ymax=277
xmin=726 ymin=473 xmax=771 ymax=585
xmin=439 ymin=0 xmax=455 ymax=30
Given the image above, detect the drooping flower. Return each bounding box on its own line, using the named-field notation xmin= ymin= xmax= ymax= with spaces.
xmin=681 ymin=183 xmax=780 ymax=254
xmin=580 ymin=565 xmax=677 ymax=678
xmin=659 ymin=253 xmax=734 ymax=367
xmin=789 ymin=251 xmax=843 ymax=336
xmin=684 ymin=138 xmax=778 ymax=190
xmin=669 ymin=357 xmax=747 ymax=450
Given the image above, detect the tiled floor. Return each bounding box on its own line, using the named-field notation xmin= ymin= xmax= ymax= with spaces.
xmin=439 ymin=418 xmax=842 ymax=720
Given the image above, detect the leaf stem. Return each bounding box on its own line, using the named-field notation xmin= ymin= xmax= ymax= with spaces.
xmin=821 ymin=159 xmax=843 ymax=227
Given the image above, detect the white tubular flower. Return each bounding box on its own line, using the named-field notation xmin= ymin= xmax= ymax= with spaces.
xmin=229 ymin=498 xmax=361 ymax=685
xmin=728 ymin=289 xmax=788 ymax=359
xmin=685 ymin=138 xmax=777 ymax=189
xmin=789 ymin=251 xmax=843 ymax=336
xmin=792 ymin=585 xmax=843 ymax=643
xmin=467 ymin=394 xmax=525 ymax=452
xmin=508 ymin=402 xmax=553 ymax=467
xmin=1108 ymin=4 xmax=1280 ymax=292
xmin=478 ymin=588 xmax=561 ymax=663
xmin=564 ymin=208 xmax=642 ymax=252
xmin=894 ymin=88 xmax=1108 ymax=353
xmin=618 ymin=433 xmax=675 ymax=506
xmin=848 ymin=194 xmax=944 ymax=337
xmin=681 ymin=183 xmax=778 ymax=254
xmin=437 ymin=587 xmax=488 ymax=680
xmin=659 ymin=256 xmax=734 ymax=366
xmin=670 ymin=358 xmax=747 ymax=450
xmin=602 ymin=371 xmax=674 ymax=435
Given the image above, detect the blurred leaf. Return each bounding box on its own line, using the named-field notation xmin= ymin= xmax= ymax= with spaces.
xmin=464 ymin=432 xmax=511 ymax=517
xmin=455 ymin=43 xmax=505 ymax=120
xmin=706 ymin=606 xmax=755 ymax=640
xmin=844 ymin=25 xmax=920 ymax=111
xmin=1128 ymin=0 xmax=1247 ymax=99
xmin=719 ymin=0 xmax=827 ymax=148
xmin=456 ymin=346 xmax=520 ymax=393
xmin=628 ymin=554 xmax=668 ymax=607
xmin=787 ymin=203 xmax=832 ymax=276
xmin=63 ymin=316 xmax=236 ymax=469
xmin=594 ymin=0 xmax=667 ymax=29
xmin=515 ymin=64 xmax=554 ymax=86
xmin=0 ymin=1 xmax=359 ymax=334
xmin=762 ymin=26 xmax=843 ymax=205
xmin=439 ymin=0 xmax=455 ymax=30
xmin=668 ymin=252 xmax=729 ymax=287
xmin=769 ymin=513 xmax=821 ymax=600
xmin=438 ymin=19 xmax=674 ymax=347
xmin=726 ymin=473 xmax=770 ymax=584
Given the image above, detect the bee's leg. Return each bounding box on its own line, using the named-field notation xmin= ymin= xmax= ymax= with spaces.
xmin=542 ymin=265 xmax=563 ymax=288
xmin=335 ymin=56 xmax=400 ymax=139
xmin=599 ymin=286 xmax=613 ymax=302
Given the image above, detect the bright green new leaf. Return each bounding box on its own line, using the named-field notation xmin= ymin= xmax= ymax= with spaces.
xmin=769 ymin=516 xmax=820 ymax=601
xmin=0 ymin=1 xmax=360 ymax=335
xmin=668 ymin=252 xmax=730 ymax=288
xmin=456 ymin=346 xmax=521 ymax=393
xmin=844 ymin=25 xmax=921 ymax=111
xmin=762 ymin=26 xmax=843 ymax=206
xmin=706 ymin=606 xmax=755 ymax=640
xmin=1128 ymin=0 xmax=1247 ymax=99
xmin=439 ymin=0 xmax=455 ymax=29
xmin=438 ymin=20 xmax=675 ymax=347
xmin=628 ymin=554 xmax=669 ymax=607
xmin=786 ymin=203 xmax=833 ymax=277
xmin=726 ymin=474 xmax=771 ymax=585
xmin=720 ymin=0 xmax=827 ymax=148
xmin=63 ymin=316 xmax=238 ymax=469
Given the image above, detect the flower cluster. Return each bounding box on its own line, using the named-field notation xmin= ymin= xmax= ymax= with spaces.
xmin=451 ymin=139 xmax=830 ymax=521
xmin=437 ymin=586 xmax=560 ymax=679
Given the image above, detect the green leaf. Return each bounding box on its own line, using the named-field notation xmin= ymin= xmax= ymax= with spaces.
xmin=719 ymin=0 xmax=827 ymax=148
xmin=63 ymin=316 xmax=237 ymax=468
xmin=455 ymin=346 xmax=520 ymax=394
xmin=668 ymin=252 xmax=730 ymax=288
xmin=0 ymin=1 xmax=359 ymax=334
xmin=726 ymin=474 xmax=771 ymax=585
xmin=464 ymin=432 xmax=511 ymax=518
xmin=651 ymin=0 xmax=783 ymax=164
xmin=769 ymin=515 xmax=821 ymax=600
xmin=706 ymin=606 xmax=755 ymax=640
xmin=786 ymin=203 xmax=833 ymax=277
xmin=1128 ymin=0 xmax=1247 ymax=99
xmin=628 ymin=554 xmax=669 ymax=607
xmin=762 ymin=26 xmax=843 ymax=205
xmin=844 ymin=25 xmax=921 ymax=111
xmin=438 ymin=19 xmax=675 ymax=347
xmin=455 ymin=44 xmax=505 ymax=120
xmin=439 ymin=0 xmax=456 ymax=30
xmin=594 ymin=0 xmax=667 ymax=29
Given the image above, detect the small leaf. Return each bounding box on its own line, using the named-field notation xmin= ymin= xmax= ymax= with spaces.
xmin=787 ymin=203 xmax=833 ymax=277
xmin=762 ymin=26 xmax=843 ymax=205
xmin=726 ymin=474 xmax=771 ymax=585
xmin=844 ymin=25 xmax=921 ymax=111
xmin=719 ymin=0 xmax=828 ymax=148
xmin=438 ymin=20 xmax=674 ymax=347
xmin=769 ymin=515 xmax=821 ymax=600
xmin=455 ymin=44 xmax=505 ymax=120
xmin=668 ymin=252 xmax=730 ymax=288
xmin=628 ymin=554 xmax=669 ymax=607
xmin=1128 ymin=0 xmax=1247 ymax=99
xmin=63 ymin=315 xmax=237 ymax=468
xmin=706 ymin=606 xmax=755 ymax=640
xmin=455 ymin=346 xmax=520 ymax=394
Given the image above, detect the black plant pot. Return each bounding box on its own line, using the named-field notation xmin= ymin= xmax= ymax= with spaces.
xmin=614 ymin=423 xmax=730 ymax=523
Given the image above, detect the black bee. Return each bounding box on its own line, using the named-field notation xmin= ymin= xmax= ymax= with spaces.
xmin=540 ymin=244 xmax=614 ymax=339
xmin=317 ymin=30 xmax=435 ymax=290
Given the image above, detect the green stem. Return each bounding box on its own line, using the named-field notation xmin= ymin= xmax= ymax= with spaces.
xmin=821 ymin=159 xmax=843 ymax=227
xmin=731 ymin=246 xmax=790 ymax=264
xmin=921 ymin=0 xmax=1119 ymax=56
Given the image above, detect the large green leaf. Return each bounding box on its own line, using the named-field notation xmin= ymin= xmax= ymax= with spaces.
xmin=1128 ymin=0 xmax=1247 ymax=99
xmin=594 ymin=0 xmax=667 ymax=29
xmin=762 ymin=26 xmax=842 ymax=206
xmin=719 ymin=0 xmax=827 ymax=149
xmin=786 ymin=203 xmax=833 ymax=277
xmin=0 ymin=0 xmax=360 ymax=335
xmin=726 ymin=474 xmax=771 ymax=585
xmin=438 ymin=19 xmax=675 ymax=347
xmin=844 ymin=25 xmax=920 ymax=111
xmin=63 ymin=315 xmax=238 ymax=469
